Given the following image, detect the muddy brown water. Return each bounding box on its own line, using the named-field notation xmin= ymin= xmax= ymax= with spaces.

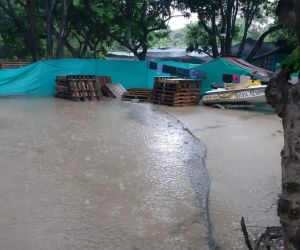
xmin=0 ymin=98 xmax=212 ymax=250
xmin=162 ymin=105 xmax=282 ymax=250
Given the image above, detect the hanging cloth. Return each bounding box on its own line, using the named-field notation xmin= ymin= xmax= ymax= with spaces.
xmin=149 ymin=61 xmax=157 ymax=70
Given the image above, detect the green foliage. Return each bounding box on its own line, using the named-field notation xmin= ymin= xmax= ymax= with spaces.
xmin=267 ymin=26 xmax=296 ymax=43
xmin=0 ymin=0 xmax=282 ymax=60
xmin=184 ymin=23 xmax=211 ymax=55
xmin=149 ymin=28 xmax=187 ymax=48
xmin=283 ymin=47 xmax=300 ymax=72
xmin=184 ymin=20 xmax=244 ymax=55
xmin=0 ymin=14 xmax=26 ymax=58
xmin=0 ymin=0 xmax=128 ymax=59
xmin=106 ymin=0 xmax=174 ymax=59
xmin=148 ymin=30 xmax=170 ymax=48
xmin=177 ymin=0 xmax=277 ymax=57
xmin=0 ymin=0 xmax=46 ymax=59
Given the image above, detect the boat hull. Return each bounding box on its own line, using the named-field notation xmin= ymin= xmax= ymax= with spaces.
xmin=202 ymin=86 xmax=267 ymax=104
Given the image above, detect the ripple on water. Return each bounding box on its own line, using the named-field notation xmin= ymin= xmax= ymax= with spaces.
xmin=0 ymin=98 xmax=211 ymax=250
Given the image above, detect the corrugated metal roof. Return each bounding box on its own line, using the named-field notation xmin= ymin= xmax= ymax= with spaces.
xmin=107 ymin=48 xmax=212 ymax=61
xmin=222 ymin=56 xmax=273 ymax=76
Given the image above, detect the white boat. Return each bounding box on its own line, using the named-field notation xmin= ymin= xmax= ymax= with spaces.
xmin=202 ymin=85 xmax=267 ymax=105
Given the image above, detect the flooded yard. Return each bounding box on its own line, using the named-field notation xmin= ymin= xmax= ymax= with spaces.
xmin=164 ymin=105 xmax=282 ymax=249
xmin=0 ymin=98 xmax=212 ymax=250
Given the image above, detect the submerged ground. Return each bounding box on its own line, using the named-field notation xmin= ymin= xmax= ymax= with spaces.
xmin=163 ymin=105 xmax=282 ymax=249
xmin=0 ymin=98 xmax=212 ymax=250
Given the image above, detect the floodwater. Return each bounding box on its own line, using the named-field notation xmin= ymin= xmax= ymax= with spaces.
xmin=0 ymin=98 xmax=212 ymax=250
xmin=163 ymin=105 xmax=282 ymax=249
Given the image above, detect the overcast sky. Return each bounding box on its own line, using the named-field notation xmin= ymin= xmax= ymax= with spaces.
xmin=168 ymin=11 xmax=198 ymax=30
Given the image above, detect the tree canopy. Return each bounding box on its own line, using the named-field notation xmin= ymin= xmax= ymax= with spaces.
xmin=0 ymin=0 xmax=291 ymax=61
xmin=177 ymin=0 xmax=286 ymax=58
xmin=0 ymin=0 xmax=178 ymax=60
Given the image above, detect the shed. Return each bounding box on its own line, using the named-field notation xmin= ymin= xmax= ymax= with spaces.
xmin=193 ymin=56 xmax=272 ymax=94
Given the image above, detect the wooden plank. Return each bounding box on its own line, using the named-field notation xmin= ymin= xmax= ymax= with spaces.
xmin=56 ymin=75 xmax=124 ymax=101
xmin=102 ymin=83 xmax=126 ymax=98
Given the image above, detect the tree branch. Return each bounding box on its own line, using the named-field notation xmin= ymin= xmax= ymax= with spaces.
xmin=241 ymin=217 xmax=254 ymax=250
xmin=246 ymin=24 xmax=283 ymax=61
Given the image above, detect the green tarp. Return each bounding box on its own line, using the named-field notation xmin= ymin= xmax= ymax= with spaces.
xmin=192 ymin=57 xmax=251 ymax=94
xmin=0 ymin=59 xmax=154 ymax=96
xmin=0 ymin=57 xmax=260 ymax=97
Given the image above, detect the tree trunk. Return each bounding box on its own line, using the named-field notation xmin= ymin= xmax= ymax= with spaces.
xmin=137 ymin=48 xmax=147 ymax=60
xmin=266 ymin=1 xmax=300 ymax=248
xmin=45 ymin=0 xmax=56 ymax=59
xmin=56 ymin=0 xmax=70 ymax=58
xmin=237 ymin=3 xmax=257 ymax=57
xmin=237 ymin=31 xmax=248 ymax=56
xmin=224 ymin=0 xmax=234 ymax=54
xmin=198 ymin=16 xmax=219 ymax=58
xmin=266 ymin=69 xmax=300 ymax=250
xmin=27 ymin=0 xmax=39 ymax=61
xmin=276 ymin=0 xmax=300 ymax=42
xmin=237 ymin=17 xmax=252 ymax=56
xmin=210 ymin=15 xmax=220 ymax=57
xmin=136 ymin=28 xmax=148 ymax=60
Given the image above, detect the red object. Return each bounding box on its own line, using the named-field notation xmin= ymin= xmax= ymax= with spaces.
xmin=233 ymin=74 xmax=239 ymax=84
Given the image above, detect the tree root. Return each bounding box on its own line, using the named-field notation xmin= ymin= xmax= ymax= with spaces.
xmin=241 ymin=217 xmax=283 ymax=250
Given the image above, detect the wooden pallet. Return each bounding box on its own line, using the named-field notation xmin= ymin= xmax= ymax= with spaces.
xmin=101 ymin=83 xmax=126 ymax=98
xmin=154 ymin=83 xmax=201 ymax=91
xmin=164 ymin=96 xmax=199 ymax=101
xmin=152 ymin=78 xmax=201 ymax=107
xmin=55 ymin=75 xmax=103 ymax=101
xmin=97 ymin=76 xmax=112 ymax=85
xmin=153 ymin=88 xmax=201 ymax=94
xmin=153 ymin=91 xmax=199 ymax=98
xmin=122 ymin=88 xmax=152 ymax=102
xmin=55 ymin=75 xmax=126 ymax=101
xmin=0 ymin=60 xmax=29 ymax=69
xmin=153 ymin=99 xmax=199 ymax=107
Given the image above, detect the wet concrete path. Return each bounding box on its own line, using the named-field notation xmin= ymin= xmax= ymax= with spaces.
xmin=0 ymin=98 xmax=211 ymax=250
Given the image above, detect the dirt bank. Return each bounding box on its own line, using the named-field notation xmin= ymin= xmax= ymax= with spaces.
xmin=163 ymin=105 xmax=283 ymax=249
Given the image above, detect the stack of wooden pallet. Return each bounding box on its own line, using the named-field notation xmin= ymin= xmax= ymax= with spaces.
xmin=0 ymin=60 xmax=29 ymax=69
xmin=55 ymin=75 xmax=126 ymax=101
xmin=152 ymin=78 xmax=201 ymax=107
xmin=55 ymin=75 xmax=102 ymax=101
xmin=122 ymin=88 xmax=152 ymax=102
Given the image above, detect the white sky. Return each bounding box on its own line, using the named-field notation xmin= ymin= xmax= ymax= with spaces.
xmin=167 ymin=10 xmax=274 ymax=30
xmin=168 ymin=11 xmax=198 ymax=30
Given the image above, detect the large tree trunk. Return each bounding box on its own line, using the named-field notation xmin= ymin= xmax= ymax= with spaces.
xmin=136 ymin=29 xmax=148 ymax=60
xmin=266 ymin=0 xmax=300 ymax=249
xmin=224 ymin=0 xmax=234 ymax=54
xmin=45 ymin=0 xmax=56 ymax=59
xmin=266 ymin=69 xmax=300 ymax=250
xmin=198 ymin=17 xmax=219 ymax=58
xmin=26 ymin=0 xmax=39 ymax=61
xmin=136 ymin=47 xmax=147 ymax=60
xmin=56 ymin=0 xmax=70 ymax=58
